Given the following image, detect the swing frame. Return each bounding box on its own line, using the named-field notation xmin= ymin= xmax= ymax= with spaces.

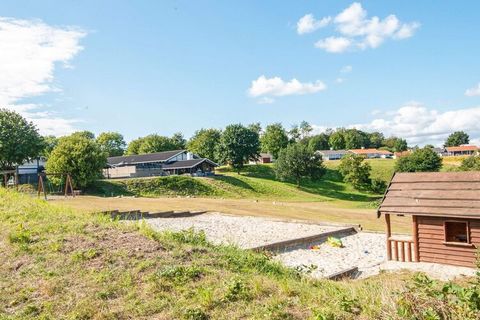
xmin=37 ymin=173 xmax=75 ymax=200
xmin=0 ymin=170 xmax=19 ymax=190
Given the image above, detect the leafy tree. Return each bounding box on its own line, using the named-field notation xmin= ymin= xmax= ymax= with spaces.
xmin=248 ymin=122 xmax=262 ymax=135
xmin=260 ymin=123 xmax=289 ymax=159
xmin=138 ymin=134 xmax=177 ymax=154
xmin=307 ymin=133 xmax=330 ymax=151
xmin=383 ymin=136 xmax=408 ymax=152
xmin=445 ymin=131 xmax=470 ymax=147
xmin=459 ymin=156 xmax=480 ymax=171
xmin=344 ymin=129 xmax=369 ymax=149
xmin=70 ymin=130 xmax=95 ymax=140
xmin=126 ymin=138 xmax=143 ymax=155
xmin=275 ymin=143 xmax=325 ymax=186
xmin=41 ymin=135 xmax=59 ymax=159
xmin=329 ymin=130 xmax=346 ymax=150
xmin=338 ymin=154 xmax=372 ymax=190
xmin=187 ymin=128 xmax=222 ymax=162
xmin=0 ymin=109 xmax=43 ymax=169
xmin=96 ymin=132 xmax=126 ymax=157
xmin=288 ymin=125 xmax=301 ymax=143
xmin=368 ymin=132 xmax=384 ymax=148
xmin=46 ymin=135 xmax=106 ymax=188
xmin=299 ymin=121 xmax=313 ymax=139
xmin=171 ymin=132 xmax=187 ymax=149
xmin=395 ymin=147 xmax=442 ymax=172
xmin=217 ymin=124 xmax=260 ymax=173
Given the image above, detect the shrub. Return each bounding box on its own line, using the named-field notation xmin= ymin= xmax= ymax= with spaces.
xmin=460 ymin=156 xmax=480 ymax=171
xmin=338 ymin=154 xmax=371 ymax=190
xmin=395 ymin=147 xmax=442 ymax=172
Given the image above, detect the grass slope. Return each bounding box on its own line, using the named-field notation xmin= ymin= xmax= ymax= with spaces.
xmin=1 ymin=190 xmax=476 ymax=319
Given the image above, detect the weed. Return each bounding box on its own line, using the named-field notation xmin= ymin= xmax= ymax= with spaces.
xmin=223 ymin=277 xmax=251 ymax=302
xmin=158 ymin=265 xmax=204 ymax=283
xmin=183 ymin=307 xmax=209 ymax=320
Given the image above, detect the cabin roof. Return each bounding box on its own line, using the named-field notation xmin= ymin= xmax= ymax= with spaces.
xmin=377 ymin=171 xmax=480 ymax=219
xmin=107 ymin=150 xmax=185 ymax=166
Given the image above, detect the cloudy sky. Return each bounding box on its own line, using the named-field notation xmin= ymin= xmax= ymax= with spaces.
xmin=1 ymin=1 xmax=479 ymax=146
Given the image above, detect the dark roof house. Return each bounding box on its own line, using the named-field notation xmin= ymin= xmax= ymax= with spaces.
xmin=105 ymin=150 xmax=218 ymax=179
xmin=378 ymin=171 xmax=480 ymax=267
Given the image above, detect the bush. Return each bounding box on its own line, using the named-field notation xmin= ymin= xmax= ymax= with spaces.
xmin=460 ymin=156 xmax=480 ymax=171
xmin=338 ymin=154 xmax=371 ymax=190
xmin=275 ymin=143 xmax=325 ymax=186
xmin=395 ymin=147 xmax=442 ymax=172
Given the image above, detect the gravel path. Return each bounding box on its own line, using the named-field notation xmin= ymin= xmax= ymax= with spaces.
xmin=146 ymin=212 xmax=341 ymax=249
xmin=274 ymin=232 xmax=386 ymax=278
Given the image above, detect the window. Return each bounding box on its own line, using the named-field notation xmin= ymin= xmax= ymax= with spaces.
xmin=444 ymin=221 xmax=469 ymax=244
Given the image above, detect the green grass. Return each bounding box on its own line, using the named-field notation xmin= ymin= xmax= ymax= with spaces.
xmin=1 ymin=190 xmax=476 ymax=319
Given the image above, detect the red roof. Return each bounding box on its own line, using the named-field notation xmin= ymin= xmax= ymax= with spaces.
xmin=445 ymin=145 xmax=479 ymax=152
xmin=349 ymin=148 xmax=393 ymax=155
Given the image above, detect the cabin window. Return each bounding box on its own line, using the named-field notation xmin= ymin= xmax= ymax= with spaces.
xmin=444 ymin=221 xmax=469 ymax=243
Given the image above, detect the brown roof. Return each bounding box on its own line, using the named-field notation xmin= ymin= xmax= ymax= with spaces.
xmin=377 ymin=171 xmax=480 ymax=219
xmin=445 ymin=145 xmax=479 ymax=152
xmin=350 ymin=148 xmax=393 ymax=155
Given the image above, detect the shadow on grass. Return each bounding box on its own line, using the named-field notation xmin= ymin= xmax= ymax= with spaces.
xmin=211 ymin=175 xmax=255 ymax=191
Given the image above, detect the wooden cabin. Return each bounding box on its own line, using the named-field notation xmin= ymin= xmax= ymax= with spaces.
xmin=377 ymin=171 xmax=480 ymax=268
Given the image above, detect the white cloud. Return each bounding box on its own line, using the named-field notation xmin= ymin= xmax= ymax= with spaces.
xmin=340 ymin=65 xmax=353 ymax=73
xmin=302 ymin=2 xmax=419 ymax=53
xmin=465 ymin=83 xmax=480 ymax=97
xmin=248 ymin=75 xmax=326 ymax=100
xmin=335 ymin=78 xmax=345 ymax=84
xmin=315 ymin=36 xmax=351 ymax=53
xmin=0 ymin=17 xmax=86 ymax=135
xmin=349 ymin=103 xmax=480 ymax=145
xmin=297 ymin=14 xmax=331 ymax=35
xmin=257 ymin=97 xmax=275 ymax=104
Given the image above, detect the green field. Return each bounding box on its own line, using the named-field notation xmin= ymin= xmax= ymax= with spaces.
xmin=90 ymin=163 xmax=383 ymax=207
xmin=1 ymin=190 xmax=476 ymax=319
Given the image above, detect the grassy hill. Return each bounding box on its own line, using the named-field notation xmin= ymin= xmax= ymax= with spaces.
xmin=1 ymin=190 xmax=476 ymax=319
xmin=90 ymin=163 xmax=382 ymax=207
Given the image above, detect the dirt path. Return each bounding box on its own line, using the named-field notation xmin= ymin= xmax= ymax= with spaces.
xmin=52 ymin=196 xmax=411 ymax=233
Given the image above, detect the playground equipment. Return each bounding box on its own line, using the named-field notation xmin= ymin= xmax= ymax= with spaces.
xmin=37 ymin=173 xmax=75 ymax=200
xmin=0 ymin=170 xmax=19 ymax=189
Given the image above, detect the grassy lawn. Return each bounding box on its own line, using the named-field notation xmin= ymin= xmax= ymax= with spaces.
xmin=1 ymin=190 xmax=475 ymax=319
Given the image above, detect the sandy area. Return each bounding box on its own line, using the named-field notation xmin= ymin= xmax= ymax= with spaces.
xmin=145 ymin=212 xmax=341 ymax=249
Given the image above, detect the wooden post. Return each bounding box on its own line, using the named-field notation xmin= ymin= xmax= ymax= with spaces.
xmin=385 ymin=214 xmax=392 ymax=260
xmin=38 ymin=174 xmax=47 ymax=200
xmin=393 ymin=241 xmax=399 ymax=261
xmin=400 ymin=242 xmax=405 ymax=262
xmin=407 ymin=242 xmax=412 ymax=262
xmin=412 ymin=215 xmax=419 ymax=262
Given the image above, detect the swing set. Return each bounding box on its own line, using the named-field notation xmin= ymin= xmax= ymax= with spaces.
xmin=0 ymin=170 xmax=19 ymax=190
xmin=37 ymin=173 xmax=75 ymax=200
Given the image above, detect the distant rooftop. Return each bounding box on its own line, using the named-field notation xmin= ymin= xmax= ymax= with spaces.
xmin=107 ymin=150 xmax=185 ymax=166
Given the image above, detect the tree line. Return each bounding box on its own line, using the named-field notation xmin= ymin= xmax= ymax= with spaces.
xmin=1 ymin=108 xmax=478 ymax=190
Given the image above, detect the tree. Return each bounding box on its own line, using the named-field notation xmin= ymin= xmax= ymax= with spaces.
xmin=338 ymin=154 xmax=372 ymax=190
xmin=299 ymin=121 xmax=313 ymax=139
xmin=0 ymin=109 xmax=43 ymax=169
xmin=395 ymin=147 xmax=442 ymax=172
xmin=329 ymin=130 xmax=346 ymax=150
xmin=248 ymin=122 xmax=262 ymax=135
xmin=46 ymin=135 xmax=106 ymax=188
xmin=368 ymin=132 xmax=384 ymax=148
xmin=307 ymin=133 xmax=330 ymax=151
xmin=344 ymin=129 xmax=369 ymax=149
xmin=445 ymin=131 xmax=469 ymax=147
xmin=288 ymin=125 xmax=301 ymax=143
xmin=275 ymin=143 xmax=325 ymax=186
xmin=70 ymin=130 xmax=95 ymax=140
xmin=460 ymin=156 xmax=480 ymax=171
xmin=138 ymin=134 xmax=177 ymax=154
xmin=260 ymin=123 xmax=289 ymax=159
xmin=187 ymin=128 xmax=222 ymax=162
xmin=96 ymin=132 xmax=126 ymax=157
xmin=126 ymin=138 xmax=143 ymax=155
xmin=382 ymin=136 xmax=408 ymax=152
xmin=217 ymin=124 xmax=260 ymax=172
xmin=41 ymin=135 xmax=59 ymax=159
xmin=171 ymin=132 xmax=187 ymax=149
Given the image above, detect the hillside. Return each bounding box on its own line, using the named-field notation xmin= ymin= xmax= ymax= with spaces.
xmin=1 ymin=190 xmax=477 ymax=319
xmin=90 ymin=163 xmax=382 ymax=207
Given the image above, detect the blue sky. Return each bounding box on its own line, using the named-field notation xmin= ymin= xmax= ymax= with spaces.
xmin=1 ymin=1 xmax=480 ymax=145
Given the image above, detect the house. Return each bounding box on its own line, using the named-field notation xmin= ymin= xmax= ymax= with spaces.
xmin=377 ymin=171 xmax=480 ymax=267
xmin=17 ymin=158 xmax=46 ymax=184
xmin=316 ymin=149 xmax=350 ymax=161
xmin=431 ymin=147 xmax=446 ymax=157
xmin=104 ymin=150 xmax=218 ymax=179
xmin=445 ymin=145 xmax=479 ymax=157
xmin=349 ymin=148 xmax=393 ymax=159
xmin=249 ymin=153 xmax=273 ymax=164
